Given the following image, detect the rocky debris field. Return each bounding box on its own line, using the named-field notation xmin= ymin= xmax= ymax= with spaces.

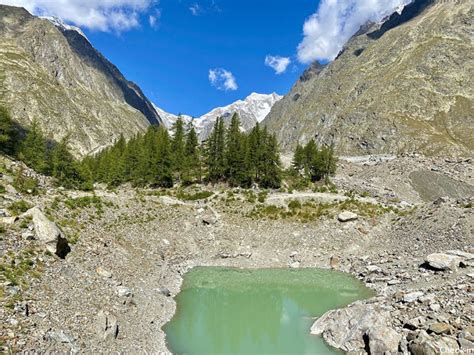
xmin=0 ymin=154 xmax=472 ymax=354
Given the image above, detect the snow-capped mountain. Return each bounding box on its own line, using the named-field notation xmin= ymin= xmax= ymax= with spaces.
xmin=41 ymin=16 xmax=89 ymax=42
xmin=154 ymin=92 xmax=282 ymax=141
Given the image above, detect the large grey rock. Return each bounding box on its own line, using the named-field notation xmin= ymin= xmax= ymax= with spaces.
xmin=366 ymin=326 xmax=401 ymax=355
xmin=424 ymin=253 xmax=461 ymax=271
xmin=409 ymin=331 xmax=459 ymax=355
xmin=311 ymin=301 xmax=398 ymax=353
xmin=202 ymin=206 xmax=219 ymax=225
xmin=24 ymin=207 xmax=70 ymax=258
xmin=337 ymin=211 xmax=358 ymax=222
xmin=96 ymin=310 xmax=118 ymax=341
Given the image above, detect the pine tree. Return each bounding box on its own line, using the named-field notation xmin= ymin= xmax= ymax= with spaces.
xmin=153 ymin=126 xmax=173 ymax=187
xmin=19 ymin=120 xmax=47 ymax=173
xmin=292 ymin=143 xmax=305 ymax=174
xmin=171 ymin=116 xmax=186 ymax=180
xmin=206 ymin=117 xmax=226 ymax=183
xmin=247 ymin=123 xmax=263 ymax=181
xmin=259 ymin=131 xmax=282 ymax=188
xmin=225 ymin=113 xmax=249 ymax=186
xmin=0 ymin=106 xmax=17 ymax=155
xmin=50 ymin=136 xmax=80 ymax=188
xmin=183 ymin=124 xmax=200 ymax=184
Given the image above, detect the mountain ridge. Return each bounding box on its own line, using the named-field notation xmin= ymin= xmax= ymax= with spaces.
xmin=0 ymin=5 xmax=162 ymax=156
xmin=155 ymin=92 xmax=282 ymax=140
xmin=263 ymin=0 xmax=473 ymax=156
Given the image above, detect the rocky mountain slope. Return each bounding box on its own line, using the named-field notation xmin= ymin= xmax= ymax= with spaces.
xmin=1 ymin=153 xmax=472 ymax=353
xmin=263 ymin=0 xmax=474 ymax=156
xmin=0 ymin=5 xmax=162 ymax=156
xmin=155 ymin=92 xmax=282 ymax=140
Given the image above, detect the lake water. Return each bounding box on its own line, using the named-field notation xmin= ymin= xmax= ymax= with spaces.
xmin=164 ymin=267 xmax=374 ymax=355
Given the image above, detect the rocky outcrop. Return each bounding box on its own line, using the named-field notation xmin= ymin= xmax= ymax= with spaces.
xmin=310 ymin=301 xmax=400 ymax=354
xmin=24 ymin=207 xmax=70 ymax=258
xmin=0 ymin=5 xmax=161 ymax=156
xmin=264 ymin=0 xmax=474 ymax=156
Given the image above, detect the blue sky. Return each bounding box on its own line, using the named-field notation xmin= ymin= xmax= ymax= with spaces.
xmin=2 ymin=0 xmax=408 ymax=116
xmin=81 ymin=1 xmax=318 ymax=117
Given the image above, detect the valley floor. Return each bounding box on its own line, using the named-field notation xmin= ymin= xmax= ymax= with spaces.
xmin=0 ymin=154 xmax=473 ymax=354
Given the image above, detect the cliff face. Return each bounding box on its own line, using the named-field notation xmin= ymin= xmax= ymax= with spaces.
xmin=0 ymin=5 xmax=161 ymax=156
xmin=263 ymin=0 xmax=474 ymax=156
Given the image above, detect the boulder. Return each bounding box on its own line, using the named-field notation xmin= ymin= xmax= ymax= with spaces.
xmin=0 ymin=216 xmax=18 ymax=225
xmin=367 ymin=326 xmax=401 ymax=354
xmin=409 ymin=331 xmax=459 ymax=355
xmin=96 ymin=310 xmax=118 ymax=341
xmin=424 ymin=253 xmax=461 ymax=271
xmin=24 ymin=207 xmax=70 ymax=258
xmin=202 ymin=207 xmax=219 ymax=225
xmin=337 ymin=211 xmax=358 ymax=222
xmin=311 ymin=301 xmax=398 ymax=353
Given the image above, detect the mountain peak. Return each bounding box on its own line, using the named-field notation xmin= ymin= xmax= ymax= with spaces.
xmin=155 ymin=92 xmax=282 ymax=140
xmin=41 ymin=16 xmax=89 ymax=42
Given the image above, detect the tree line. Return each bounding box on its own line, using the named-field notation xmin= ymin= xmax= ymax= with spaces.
xmin=83 ymin=113 xmax=283 ymax=188
xmin=1 ymin=105 xmax=337 ymax=190
xmin=0 ymin=106 xmax=92 ymax=190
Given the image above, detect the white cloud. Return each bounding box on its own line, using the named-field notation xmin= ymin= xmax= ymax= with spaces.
xmin=297 ymin=0 xmax=411 ymax=63
xmin=189 ymin=3 xmax=201 ymax=16
xmin=0 ymin=0 xmax=157 ymax=32
xmin=265 ymin=55 xmax=291 ymax=74
xmin=149 ymin=8 xmax=161 ymax=28
xmin=208 ymin=68 xmax=237 ymax=91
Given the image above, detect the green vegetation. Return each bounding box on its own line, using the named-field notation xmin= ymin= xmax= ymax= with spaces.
xmin=7 ymin=200 xmax=32 ymax=216
xmin=0 ymin=184 xmax=5 ymax=194
xmin=85 ymin=114 xmax=284 ymax=189
xmin=0 ymin=105 xmax=92 ymax=190
xmin=1 ymin=105 xmax=337 ymax=193
xmin=292 ymin=139 xmax=337 ymax=183
xmin=176 ymin=190 xmax=214 ymax=201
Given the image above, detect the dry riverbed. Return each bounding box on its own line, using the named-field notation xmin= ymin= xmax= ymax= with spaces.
xmin=0 ymin=154 xmax=473 ymax=354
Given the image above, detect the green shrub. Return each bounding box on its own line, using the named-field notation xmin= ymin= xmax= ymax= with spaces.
xmin=13 ymin=171 xmax=39 ymax=194
xmin=176 ymin=190 xmax=214 ymax=201
xmin=257 ymin=191 xmax=268 ymax=203
xmin=288 ymin=200 xmax=302 ymax=210
xmin=0 ymin=184 xmax=5 ymax=194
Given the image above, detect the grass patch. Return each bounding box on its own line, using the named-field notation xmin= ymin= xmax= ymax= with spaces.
xmin=7 ymin=200 xmax=32 ymax=216
xmin=0 ymin=184 xmax=5 ymax=194
xmin=176 ymin=190 xmax=214 ymax=201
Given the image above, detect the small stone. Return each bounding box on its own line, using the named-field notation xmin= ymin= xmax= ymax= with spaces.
xmin=387 ymin=279 xmax=400 ymax=285
xmin=157 ymin=287 xmax=171 ymax=297
xmin=201 ymin=207 xmax=219 ymax=225
xmin=403 ymin=291 xmax=424 ymax=303
xmin=329 ymin=255 xmax=340 ymax=269
xmin=96 ymin=267 xmax=112 ymax=278
xmin=289 ymin=261 xmax=300 ymax=269
xmin=22 ymin=231 xmax=35 ymax=240
xmin=96 ymin=310 xmax=118 ymax=341
xmin=429 ymin=303 xmax=441 ymax=311
xmin=429 ymin=322 xmax=453 ymax=335
xmin=116 ymin=286 xmax=132 ymax=298
xmin=337 ymin=211 xmax=358 ymax=222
